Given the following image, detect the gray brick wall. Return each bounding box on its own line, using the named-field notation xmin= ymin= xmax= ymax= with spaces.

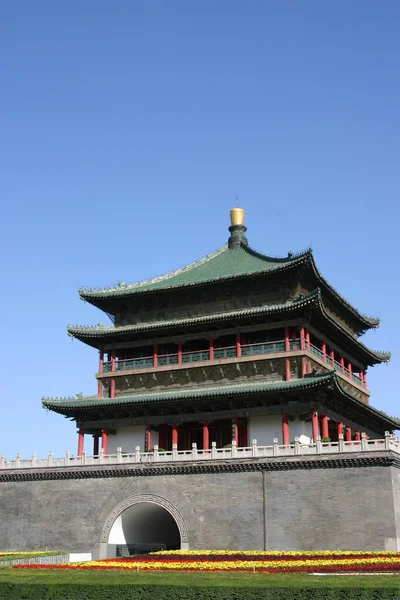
xmin=0 ymin=465 xmax=398 ymax=555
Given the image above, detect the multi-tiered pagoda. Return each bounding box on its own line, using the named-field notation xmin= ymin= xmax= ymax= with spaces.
xmin=43 ymin=208 xmax=396 ymax=456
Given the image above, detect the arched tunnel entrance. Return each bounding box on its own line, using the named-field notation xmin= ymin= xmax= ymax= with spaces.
xmin=107 ymin=501 xmax=181 ymax=557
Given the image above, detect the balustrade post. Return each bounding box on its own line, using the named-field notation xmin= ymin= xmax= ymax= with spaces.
xmin=16 ymin=453 xmax=21 ymax=468
xmin=316 ymin=436 xmax=322 ymax=454
xmin=211 ymin=441 xmax=217 ymax=459
xmin=338 ymin=433 xmax=344 ymax=452
xmin=81 ymin=449 xmax=86 ymax=465
xmin=231 ymin=439 xmax=237 ymax=457
xmin=361 ymin=432 xmax=367 ymax=451
xmin=191 ymin=443 xmax=197 ymax=460
xmin=116 ymin=447 xmax=122 ymax=464
xmin=63 ymin=450 xmax=69 ymax=467
xmin=294 ymin=437 xmax=300 ymax=455
xmin=135 ymin=446 xmax=141 ymax=463
xmin=385 ymin=431 xmax=391 ymax=450
xmin=0 ymin=454 xmax=4 ymax=469
xmin=172 ymin=443 xmax=178 ymax=461
xmin=273 ymin=438 xmax=279 ymax=456
xmin=252 ymin=439 xmax=258 ymax=457
xmin=153 ymin=445 xmax=159 ymax=462
xmin=99 ymin=448 xmax=104 ymax=464
xmin=32 ymin=452 xmax=37 ymax=468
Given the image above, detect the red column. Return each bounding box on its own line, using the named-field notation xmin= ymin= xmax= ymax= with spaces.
xmin=240 ymin=421 xmax=248 ymax=447
xmin=284 ymin=327 xmax=290 ymax=352
xmin=178 ymin=342 xmax=182 ymax=365
xmin=171 ymin=423 xmax=178 ymax=447
xmin=111 ymin=349 xmax=116 ymax=372
xmin=312 ymin=411 xmax=319 ymax=442
xmin=322 ymin=342 xmax=327 ymax=362
xmin=77 ymin=429 xmax=84 ymax=457
xmin=153 ymin=343 xmax=158 ymax=367
xmin=340 ymin=357 xmax=345 ymax=374
xmin=330 ymin=349 xmax=335 ymax=367
xmin=99 ymin=351 xmax=104 ymax=373
xmin=301 ymin=357 xmax=307 ymax=378
xmin=146 ymin=425 xmax=152 ymax=451
xmin=282 ymin=414 xmax=290 ymax=445
xmin=93 ymin=435 xmax=99 ymax=456
xmin=97 ymin=380 xmax=103 ymax=399
xmin=360 ymin=371 xmax=365 ymax=387
xmin=209 ymin=337 xmax=214 ymax=361
xmin=355 ymin=431 xmax=361 ymax=441
xmin=337 ymin=423 xmax=343 ymax=437
xmin=348 ymin=362 xmax=353 ymax=380
xmin=236 ymin=333 xmax=241 ymax=358
xmin=300 ymin=327 xmax=305 ymax=350
xmin=232 ymin=418 xmax=239 ymax=445
xmin=102 ymin=428 xmax=109 ymax=455
xmin=285 ymin=358 xmax=291 ymax=381
xmin=345 ymin=427 xmax=352 ymax=442
xmin=321 ymin=416 xmax=329 ymax=439
xmin=306 ymin=330 xmax=311 ymax=351
xmin=110 ymin=378 xmax=115 ymax=399
xmin=203 ymin=421 xmax=209 ymax=450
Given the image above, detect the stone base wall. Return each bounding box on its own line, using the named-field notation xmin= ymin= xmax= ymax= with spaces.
xmin=0 ymin=460 xmax=398 ymax=556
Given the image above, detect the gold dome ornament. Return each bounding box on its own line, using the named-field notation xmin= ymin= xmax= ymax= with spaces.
xmin=230 ymin=207 xmax=245 ymax=226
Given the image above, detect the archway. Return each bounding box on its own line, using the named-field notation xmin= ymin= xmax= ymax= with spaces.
xmin=99 ymin=494 xmax=189 ymax=558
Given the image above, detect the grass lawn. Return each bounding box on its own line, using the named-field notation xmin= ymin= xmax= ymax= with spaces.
xmin=1 ymin=568 xmax=400 ymax=589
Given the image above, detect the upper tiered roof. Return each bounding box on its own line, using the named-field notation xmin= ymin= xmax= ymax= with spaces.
xmin=79 ymin=208 xmax=379 ymax=334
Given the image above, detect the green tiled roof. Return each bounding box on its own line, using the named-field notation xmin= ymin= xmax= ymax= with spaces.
xmin=79 ymin=245 xmax=308 ymax=298
xmin=68 ymin=289 xmax=391 ymax=364
xmin=41 ymin=372 xmax=400 ymax=428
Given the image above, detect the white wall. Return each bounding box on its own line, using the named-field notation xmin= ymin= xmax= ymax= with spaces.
xmin=107 ymin=425 xmax=158 ymax=454
xmin=248 ymin=415 xmax=312 ymax=445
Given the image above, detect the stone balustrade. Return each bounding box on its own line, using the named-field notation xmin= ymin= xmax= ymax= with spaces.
xmin=1 ymin=432 xmax=399 ymax=470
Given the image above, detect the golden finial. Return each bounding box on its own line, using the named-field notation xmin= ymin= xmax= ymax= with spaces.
xmin=230 ymin=206 xmax=245 ymax=226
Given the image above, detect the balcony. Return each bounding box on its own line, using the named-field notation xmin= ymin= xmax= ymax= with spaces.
xmin=101 ymin=338 xmax=365 ymax=389
xmin=1 ymin=433 xmax=398 ymax=471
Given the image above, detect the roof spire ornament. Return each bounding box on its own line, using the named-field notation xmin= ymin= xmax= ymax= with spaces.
xmin=228 ymin=206 xmax=248 ymax=248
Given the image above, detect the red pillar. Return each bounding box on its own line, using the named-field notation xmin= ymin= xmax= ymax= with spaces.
xmin=146 ymin=425 xmax=152 ymax=451
xmin=312 ymin=411 xmax=319 ymax=442
xmin=322 ymin=342 xmax=327 ymax=362
xmin=102 ymin=428 xmax=109 ymax=455
xmin=203 ymin=421 xmax=209 ymax=450
xmin=300 ymin=327 xmax=305 ymax=350
xmin=282 ymin=414 xmax=290 ymax=445
xmin=348 ymin=362 xmax=353 ymax=380
xmin=178 ymin=342 xmax=182 ymax=365
xmin=97 ymin=380 xmax=103 ymax=399
xmin=99 ymin=350 xmax=104 ymax=373
xmin=340 ymin=357 xmax=345 ymax=374
xmin=301 ymin=357 xmax=307 ymax=378
xmin=110 ymin=378 xmax=115 ymax=399
xmin=93 ymin=435 xmax=99 ymax=456
xmin=240 ymin=421 xmax=248 ymax=447
xmin=345 ymin=427 xmax=352 ymax=442
xmin=209 ymin=337 xmax=214 ymax=361
xmin=330 ymin=349 xmax=335 ymax=367
xmin=232 ymin=418 xmax=239 ymax=445
xmin=77 ymin=429 xmax=84 ymax=457
xmin=153 ymin=344 xmax=158 ymax=367
xmin=236 ymin=333 xmax=241 ymax=358
xmin=321 ymin=416 xmax=329 ymax=439
xmin=360 ymin=371 xmax=365 ymax=387
xmin=355 ymin=431 xmax=361 ymax=441
xmin=284 ymin=327 xmax=290 ymax=352
xmin=306 ymin=330 xmax=311 ymax=352
xmin=337 ymin=422 xmax=343 ymax=437
xmin=111 ymin=348 xmax=116 ymax=371
xmin=171 ymin=423 xmax=178 ymax=448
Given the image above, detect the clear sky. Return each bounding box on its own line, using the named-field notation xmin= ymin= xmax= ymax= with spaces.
xmin=1 ymin=1 xmax=399 ymax=458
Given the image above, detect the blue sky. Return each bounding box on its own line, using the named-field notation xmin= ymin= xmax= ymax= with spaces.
xmin=1 ymin=1 xmax=399 ymax=457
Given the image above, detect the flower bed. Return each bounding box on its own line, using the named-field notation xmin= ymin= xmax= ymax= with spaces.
xmin=13 ymin=550 xmax=400 ymax=574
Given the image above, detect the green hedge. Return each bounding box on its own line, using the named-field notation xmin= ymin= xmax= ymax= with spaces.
xmin=0 ymin=585 xmax=399 ymax=599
